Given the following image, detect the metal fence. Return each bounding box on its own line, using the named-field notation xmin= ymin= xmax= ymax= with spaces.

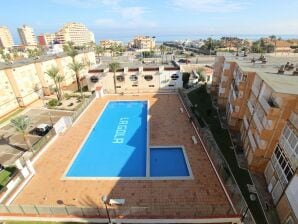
xmin=178 ymin=88 xmax=255 ymax=224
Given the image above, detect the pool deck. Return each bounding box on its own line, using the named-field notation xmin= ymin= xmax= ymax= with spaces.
xmin=13 ymin=94 xmax=235 ymax=219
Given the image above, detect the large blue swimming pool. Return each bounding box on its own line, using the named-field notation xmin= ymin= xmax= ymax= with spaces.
xmin=65 ymin=101 xmax=191 ymax=179
xmin=66 ymin=101 xmax=148 ymax=177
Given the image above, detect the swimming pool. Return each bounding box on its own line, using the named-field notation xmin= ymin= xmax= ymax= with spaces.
xmin=65 ymin=101 xmax=192 ymax=179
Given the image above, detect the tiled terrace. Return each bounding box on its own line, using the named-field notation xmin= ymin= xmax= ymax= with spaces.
xmin=13 ymin=94 xmax=235 ymax=219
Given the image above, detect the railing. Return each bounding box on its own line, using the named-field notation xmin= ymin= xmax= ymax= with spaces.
xmin=243 ymin=116 xmax=249 ymax=130
xmin=32 ymin=128 xmax=56 ymax=154
xmin=252 ymin=114 xmax=263 ymax=133
xmin=248 ymin=130 xmax=257 ymax=151
xmin=251 ymin=85 xmax=259 ymax=97
xmin=178 ymin=89 xmax=255 ymax=224
xmin=259 ymin=97 xmax=271 ymax=114
xmin=247 ymin=100 xmax=254 ymax=114
xmin=71 ymin=93 xmax=96 ymax=122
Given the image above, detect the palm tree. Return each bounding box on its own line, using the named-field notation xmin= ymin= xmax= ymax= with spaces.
xmin=63 ymin=41 xmax=78 ymax=63
xmin=45 ymin=66 xmax=64 ymax=101
xmin=109 ymin=62 xmax=120 ymax=94
xmin=95 ymin=45 xmax=104 ymax=63
xmin=68 ymin=61 xmax=85 ymax=98
xmin=159 ymin=44 xmax=166 ymax=63
xmin=10 ymin=116 xmax=33 ymax=152
xmin=110 ymin=43 xmax=118 ymax=57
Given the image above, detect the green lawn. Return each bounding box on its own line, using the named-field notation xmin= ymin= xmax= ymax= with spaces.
xmin=0 ymin=167 xmax=17 ymax=190
xmin=188 ymin=86 xmax=267 ymax=224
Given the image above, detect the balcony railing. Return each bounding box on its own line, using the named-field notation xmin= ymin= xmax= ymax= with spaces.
xmin=253 ymin=114 xmax=263 ymax=132
xmin=248 ymin=130 xmax=257 ymax=151
xmin=262 ymin=117 xmax=273 ymax=130
xmin=259 ymin=96 xmax=280 ymax=115
xmin=254 ymin=132 xmax=267 ymax=149
xmin=247 ymin=100 xmax=254 ymax=114
xmin=243 ymin=115 xmax=249 ymax=129
xmin=252 ymin=84 xmax=259 ymax=97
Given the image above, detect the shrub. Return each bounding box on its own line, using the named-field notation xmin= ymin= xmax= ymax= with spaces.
xmin=64 ymin=93 xmax=71 ymax=100
xmin=47 ymin=99 xmax=59 ymax=107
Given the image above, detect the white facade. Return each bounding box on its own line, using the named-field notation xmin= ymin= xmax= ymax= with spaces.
xmin=18 ymin=25 xmax=37 ymax=46
xmin=0 ymin=26 xmax=14 ymax=48
xmin=87 ymin=66 xmax=183 ymax=94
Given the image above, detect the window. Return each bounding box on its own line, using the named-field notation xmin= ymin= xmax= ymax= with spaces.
xmin=116 ymin=86 xmax=121 ymax=88
xmin=273 ymin=145 xmax=294 ymax=182
xmin=242 ymin=74 xmax=247 ymax=82
xmin=116 ymin=75 xmax=125 ymax=82
xmin=132 ymin=85 xmax=138 ymax=87
xmin=149 ymin=85 xmax=155 ymax=87
xmin=129 ymin=75 xmax=138 ymax=81
xmin=168 ymin=84 xmax=175 ymax=87
xmin=144 ymin=75 xmax=153 ymax=81
xmin=171 ymin=74 xmax=179 ymax=80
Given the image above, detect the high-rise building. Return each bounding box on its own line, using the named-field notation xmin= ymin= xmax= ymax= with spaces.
xmin=17 ymin=25 xmax=37 ymax=46
xmin=0 ymin=26 xmax=14 ymax=48
xmin=55 ymin=22 xmax=95 ymax=46
xmin=37 ymin=33 xmax=56 ymax=46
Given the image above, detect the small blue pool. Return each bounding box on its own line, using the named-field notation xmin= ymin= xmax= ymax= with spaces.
xmin=65 ymin=101 xmax=192 ymax=179
xmin=150 ymin=147 xmax=190 ymax=177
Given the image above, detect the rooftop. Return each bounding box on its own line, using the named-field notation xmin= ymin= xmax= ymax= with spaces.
xmin=13 ymin=94 xmax=235 ymax=219
xmin=0 ymin=50 xmax=93 ymax=70
xmin=220 ymin=53 xmax=298 ymax=95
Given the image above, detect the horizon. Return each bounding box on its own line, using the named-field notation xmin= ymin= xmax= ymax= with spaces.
xmin=1 ymin=0 xmax=298 ymax=43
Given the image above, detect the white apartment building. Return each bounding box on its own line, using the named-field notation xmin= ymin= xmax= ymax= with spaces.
xmin=132 ymin=36 xmax=156 ymax=51
xmin=18 ymin=25 xmax=37 ymax=46
xmin=55 ymin=22 xmax=95 ymax=46
xmin=87 ymin=62 xmax=183 ymax=94
xmin=0 ymin=26 xmax=14 ymax=48
xmin=0 ymin=51 xmax=96 ymax=117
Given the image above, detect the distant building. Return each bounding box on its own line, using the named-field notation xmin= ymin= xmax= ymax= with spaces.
xmin=55 ymin=22 xmax=95 ymax=46
xmin=99 ymin=40 xmax=123 ymax=49
xmin=37 ymin=33 xmax=56 ymax=46
xmin=17 ymin=25 xmax=37 ymax=46
xmin=0 ymin=26 xmax=14 ymax=48
xmin=132 ymin=36 xmax=156 ymax=51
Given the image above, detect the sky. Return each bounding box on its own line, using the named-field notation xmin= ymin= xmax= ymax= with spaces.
xmin=1 ymin=0 xmax=298 ymax=43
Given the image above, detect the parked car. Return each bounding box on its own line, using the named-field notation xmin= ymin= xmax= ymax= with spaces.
xmin=178 ymin=59 xmax=191 ymax=64
xmin=29 ymin=124 xmax=52 ymax=136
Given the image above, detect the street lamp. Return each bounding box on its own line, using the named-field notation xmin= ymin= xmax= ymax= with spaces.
xmin=101 ymin=195 xmax=111 ymax=224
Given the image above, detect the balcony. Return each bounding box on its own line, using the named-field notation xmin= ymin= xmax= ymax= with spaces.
xmin=259 ymin=97 xmax=280 ymax=116
xmin=248 ymin=130 xmax=257 ymax=151
xmin=254 ymin=132 xmax=267 ymax=149
xmin=253 ymin=114 xmax=263 ymax=132
xmin=262 ymin=117 xmax=274 ymax=130
xmin=247 ymin=100 xmax=254 ymax=114
xmin=243 ymin=115 xmax=249 ymax=129
xmin=252 ymin=84 xmax=259 ymax=97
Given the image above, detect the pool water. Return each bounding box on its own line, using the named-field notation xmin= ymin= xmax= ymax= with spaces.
xmin=65 ymin=101 xmax=191 ymax=179
xmin=66 ymin=101 xmax=147 ymax=177
xmin=150 ymin=147 xmax=190 ymax=177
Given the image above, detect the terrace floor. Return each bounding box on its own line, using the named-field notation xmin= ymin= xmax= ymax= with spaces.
xmin=13 ymin=94 xmax=235 ymax=219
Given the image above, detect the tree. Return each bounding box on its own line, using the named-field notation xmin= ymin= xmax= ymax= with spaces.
xmin=45 ymin=66 xmax=64 ymax=101
xmin=95 ymin=45 xmax=104 ymax=61
xmin=68 ymin=61 xmax=85 ymax=98
xmin=109 ymin=62 xmax=120 ymax=94
xmin=63 ymin=41 xmax=78 ymax=63
xmin=10 ymin=116 xmax=33 ymax=152
xmin=159 ymin=44 xmax=166 ymax=63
